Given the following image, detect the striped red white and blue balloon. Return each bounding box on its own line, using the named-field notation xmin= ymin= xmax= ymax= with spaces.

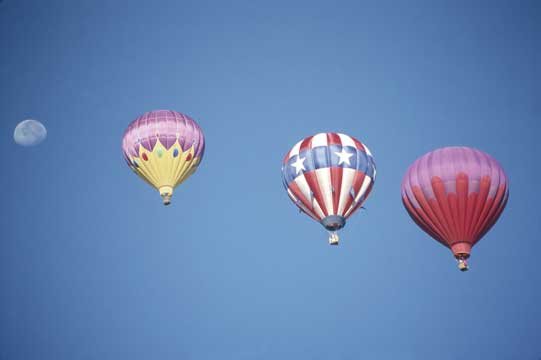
xmin=281 ymin=133 xmax=376 ymax=245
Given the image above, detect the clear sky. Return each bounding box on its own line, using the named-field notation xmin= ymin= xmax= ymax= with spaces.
xmin=1 ymin=1 xmax=540 ymax=359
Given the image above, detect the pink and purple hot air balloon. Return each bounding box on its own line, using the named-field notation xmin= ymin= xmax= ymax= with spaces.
xmin=122 ymin=110 xmax=205 ymax=205
xmin=402 ymin=147 xmax=509 ymax=271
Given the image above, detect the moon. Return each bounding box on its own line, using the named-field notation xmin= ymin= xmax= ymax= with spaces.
xmin=14 ymin=119 xmax=47 ymax=146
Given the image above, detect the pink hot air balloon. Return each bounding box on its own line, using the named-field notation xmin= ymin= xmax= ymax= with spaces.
xmin=402 ymin=147 xmax=509 ymax=271
xmin=122 ymin=110 xmax=205 ymax=205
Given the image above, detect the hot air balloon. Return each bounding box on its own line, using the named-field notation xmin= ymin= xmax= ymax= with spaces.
xmin=281 ymin=133 xmax=376 ymax=245
xmin=401 ymin=147 xmax=508 ymax=271
xmin=122 ymin=110 xmax=205 ymax=205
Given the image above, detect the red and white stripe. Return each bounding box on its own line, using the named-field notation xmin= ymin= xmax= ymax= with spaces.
xmin=284 ymin=132 xmax=375 ymax=221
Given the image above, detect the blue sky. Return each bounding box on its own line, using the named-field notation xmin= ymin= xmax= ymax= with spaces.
xmin=1 ymin=1 xmax=540 ymax=359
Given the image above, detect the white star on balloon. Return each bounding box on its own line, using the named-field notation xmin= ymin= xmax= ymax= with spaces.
xmin=335 ymin=148 xmax=354 ymax=165
xmin=291 ymin=156 xmax=306 ymax=174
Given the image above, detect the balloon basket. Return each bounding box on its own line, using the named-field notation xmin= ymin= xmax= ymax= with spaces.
xmin=457 ymin=258 xmax=469 ymax=272
xmin=328 ymin=232 xmax=339 ymax=246
xmin=161 ymin=194 xmax=172 ymax=206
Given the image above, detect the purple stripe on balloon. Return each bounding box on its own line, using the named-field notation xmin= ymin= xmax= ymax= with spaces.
xmin=401 ymin=146 xmax=508 ymax=206
xmin=122 ymin=110 xmax=205 ymax=160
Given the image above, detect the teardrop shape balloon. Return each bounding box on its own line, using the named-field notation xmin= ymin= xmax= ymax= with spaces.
xmin=281 ymin=133 xmax=376 ymax=245
xmin=122 ymin=110 xmax=205 ymax=205
xmin=401 ymin=146 xmax=508 ymax=271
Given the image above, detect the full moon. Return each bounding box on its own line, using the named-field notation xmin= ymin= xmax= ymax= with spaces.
xmin=14 ymin=119 xmax=47 ymax=146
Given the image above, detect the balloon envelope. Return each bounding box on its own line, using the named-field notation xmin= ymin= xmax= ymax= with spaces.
xmin=401 ymin=146 xmax=508 ymax=265
xmin=122 ymin=110 xmax=205 ymax=205
xmin=281 ymin=132 xmax=376 ymax=243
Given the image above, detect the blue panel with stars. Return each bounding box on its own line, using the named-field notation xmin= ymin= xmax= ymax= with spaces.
xmin=283 ymin=145 xmax=375 ymax=186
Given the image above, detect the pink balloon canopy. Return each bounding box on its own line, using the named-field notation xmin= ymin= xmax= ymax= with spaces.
xmin=401 ymin=147 xmax=508 ymax=266
xmin=122 ymin=110 xmax=205 ymax=162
